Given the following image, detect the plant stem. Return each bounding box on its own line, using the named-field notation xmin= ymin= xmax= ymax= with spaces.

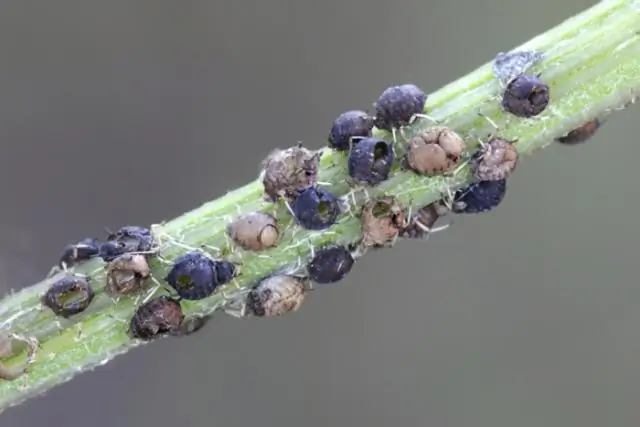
xmin=0 ymin=0 xmax=639 ymax=413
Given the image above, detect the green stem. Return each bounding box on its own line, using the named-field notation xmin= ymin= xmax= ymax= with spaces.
xmin=1 ymin=0 xmax=639 ymax=413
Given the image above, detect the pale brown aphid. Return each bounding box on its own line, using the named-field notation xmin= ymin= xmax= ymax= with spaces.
xmin=226 ymin=212 xmax=279 ymax=251
xmin=399 ymin=201 xmax=451 ymax=239
xmin=404 ymin=126 xmax=466 ymax=176
xmin=246 ymin=275 xmax=309 ymax=317
xmin=0 ymin=333 xmax=39 ymax=383
xmin=472 ymin=138 xmax=518 ymax=181
xmin=105 ymin=253 xmax=151 ymax=297
xmin=261 ymin=143 xmax=322 ymax=202
xmin=361 ymin=196 xmax=407 ymax=248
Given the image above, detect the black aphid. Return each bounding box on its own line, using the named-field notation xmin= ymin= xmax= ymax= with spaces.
xmin=452 ymin=179 xmax=507 ymax=214
xmin=501 ymin=74 xmax=549 ymax=118
xmin=57 ymin=237 xmax=100 ymax=270
xmin=165 ymin=251 xmax=236 ymax=300
xmin=128 ymin=296 xmax=184 ymax=341
xmin=374 ymin=84 xmax=427 ymax=131
xmin=99 ymin=225 xmax=157 ymax=262
xmin=328 ymin=110 xmax=375 ymax=151
xmin=290 ymin=186 xmax=341 ymax=230
xmin=348 ymin=137 xmax=394 ymax=186
xmin=41 ymin=274 xmax=94 ymax=318
xmin=307 ymin=245 xmax=355 ymax=284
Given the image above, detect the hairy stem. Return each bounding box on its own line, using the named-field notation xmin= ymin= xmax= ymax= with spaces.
xmin=0 ymin=0 xmax=639 ymax=413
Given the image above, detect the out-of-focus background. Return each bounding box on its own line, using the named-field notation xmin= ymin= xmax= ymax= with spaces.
xmin=0 ymin=1 xmax=637 ymax=426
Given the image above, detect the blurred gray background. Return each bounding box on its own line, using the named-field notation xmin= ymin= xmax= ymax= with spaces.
xmin=0 ymin=0 xmax=637 ymax=426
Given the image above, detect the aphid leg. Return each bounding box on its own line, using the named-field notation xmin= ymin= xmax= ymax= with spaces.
xmin=142 ymin=278 xmax=163 ymax=304
xmin=409 ymin=113 xmax=439 ymax=126
xmin=281 ymin=197 xmax=296 ymax=219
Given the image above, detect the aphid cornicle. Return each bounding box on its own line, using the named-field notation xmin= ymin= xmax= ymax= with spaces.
xmin=105 ymin=253 xmax=151 ymax=297
xmin=361 ymin=196 xmax=406 ymax=248
xmin=307 ymin=245 xmax=355 ymax=284
xmin=99 ymin=225 xmax=157 ymax=262
xmin=58 ymin=237 xmax=100 ymax=270
xmin=556 ymin=119 xmax=601 ymax=145
xmin=471 ymin=138 xmax=518 ymax=182
xmin=246 ymin=275 xmax=309 ymax=317
xmin=501 ymin=74 xmax=550 ymax=118
xmin=165 ymin=251 xmax=237 ymax=301
xmin=452 ymin=179 xmax=507 ymax=214
xmin=348 ymin=137 xmax=395 ymax=186
xmin=261 ymin=143 xmax=322 ymax=202
xmin=290 ymin=186 xmax=341 ymax=230
xmin=374 ymin=83 xmax=427 ymax=131
xmin=404 ymin=127 xmax=466 ymax=176
xmin=41 ymin=274 xmax=94 ymax=318
xmin=226 ymin=212 xmax=279 ymax=252
xmin=328 ymin=110 xmax=375 ymax=151
xmin=128 ymin=296 xmax=185 ymax=341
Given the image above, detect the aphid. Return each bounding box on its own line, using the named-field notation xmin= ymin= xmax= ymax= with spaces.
xmin=556 ymin=119 xmax=601 ymax=145
xmin=399 ymin=201 xmax=451 ymax=238
xmin=165 ymin=251 xmax=237 ymax=300
xmin=451 ymin=179 xmax=507 ymax=214
xmin=41 ymin=274 xmax=94 ymax=318
xmin=348 ymin=137 xmax=395 ymax=186
xmin=226 ymin=212 xmax=279 ymax=251
xmin=290 ymin=186 xmax=341 ymax=230
xmin=246 ymin=275 xmax=309 ymax=317
xmin=0 ymin=333 xmax=39 ymax=383
xmin=175 ymin=315 xmax=212 ymax=336
xmin=501 ymin=74 xmax=550 ymax=118
xmin=128 ymin=296 xmax=184 ymax=341
xmin=471 ymin=138 xmax=518 ymax=181
xmin=307 ymin=245 xmax=355 ymax=284
xmin=105 ymin=253 xmax=151 ymax=297
xmin=99 ymin=225 xmax=157 ymax=262
xmin=261 ymin=143 xmax=322 ymax=202
xmin=57 ymin=237 xmax=100 ymax=270
xmin=328 ymin=110 xmax=375 ymax=151
xmin=492 ymin=50 xmax=544 ymax=86
xmin=404 ymin=127 xmax=466 ymax=176
xmin=361 ymin=196 xmax=406 ymax=247
xmin=374 ymin=83 xmax=428 ymax=132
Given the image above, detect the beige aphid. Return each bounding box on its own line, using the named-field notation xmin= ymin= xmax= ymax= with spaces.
xmin=226 ymin=212 xmax=279 ymax=251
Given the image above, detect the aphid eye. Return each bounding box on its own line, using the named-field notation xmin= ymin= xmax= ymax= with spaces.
xmin=290 ymin=186 xmax=341 ymax=230
xmin=501 ymin=74 xmax=550 ymax=118
xmin=261 ymin=144 xmax=321 ymax=202
xmin=41 ymin=274 xmax=94 ymax=318
xmin=374 ymin=83 xmax=427 ymax=131
xmin=307 ymin=245 xmax=355 ymax=284
xmin=246 ymin=275 xmax=309 ymax=317
xmin=348 ymin=137 xmax=394 ymax=186
xmin=452 ymin=179 xmax=508 ymax=214
xmin=328 ymin=110 xmax=375 ymax=151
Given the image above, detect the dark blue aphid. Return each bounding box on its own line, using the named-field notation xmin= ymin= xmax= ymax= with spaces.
xmin=452 ymin=179 xmax=507 ymax=214
xmin=374 ymin=84 xmax=427 ymax=131
xmin=328 ymin=110 xmax=375 ymax=151
xmin=99 ymin=226 xmax=156 ymax=262
xmin=165 ymin=251 xmax=236 ymax=300
xmin=290 ymin=186 xmax=341 ymax=230
xmin=348 ymin=137 xmax=394 ymax=186
xmin=58 ymin=237 xmax=100 ymax=269
xmin=307 ymin=245 xmax=355 ymax=284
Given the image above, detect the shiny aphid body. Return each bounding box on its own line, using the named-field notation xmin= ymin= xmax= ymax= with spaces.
xmin=128 ymin=296 xmax=185 ymax=341
xmin=58 ymin=237 xmax=100 ymax=270
xmin=501 ymin=74 xmax=550 ymax=118
xmin=99 ymin=226 xmax=156 ymax=262
xmin=246 ymin=275 xmax=308 ymax=317
xmin=307 ymin=245 xmax=355 ymax=284
xmin=41 ymin=274 xmax=95 ymax=318
xmin=374 ymin=84 xmax=427 ymax=131
xmin=328 ymin=110 xmax=375 ymax=151
xmin=348 ymin=137 xmax=394 ymax=186
xmin=290 ymin=186 xmax=341 ymax=230
xmin=105 ymin=253 xmax=151 ymax=297
xmin=452 ymin=179 xmax=507 ymax=214
xmin=165 ymin=251 xmax=236 ymax=301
